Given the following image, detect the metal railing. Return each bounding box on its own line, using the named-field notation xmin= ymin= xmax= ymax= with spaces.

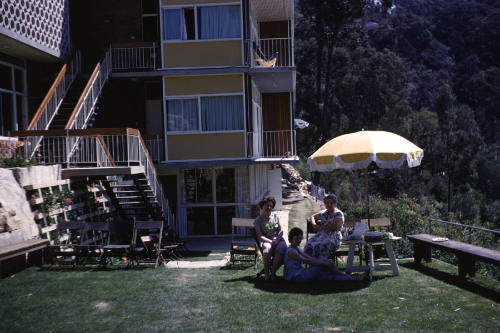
xmin=14 ymin=129 xmax=171 ymax=221
xmin=310 ymin=184 xmax=327 ymax=202
xmin=144 ymin=136 xmax=164 ymax=163
xmin=247 ymin=130 xmax=296 ymax=158
xmin=65 ymin=49 xmax=112 ymax=130
xmin=25 ymin=51 xmax=81 ymax=158
xmin=110 ymin=43 xmax=157 ymax=72
xmin=247 ymin=38 xmax=294 ymax=68
xmin=428 ymin=218 xmax=500 ymax=247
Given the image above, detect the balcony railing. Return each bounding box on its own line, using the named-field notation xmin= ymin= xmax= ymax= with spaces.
xmin=247 ymin=130 xmax=296 ymax=158
xmin=110 ymin=42 xmax=158 ymax=72
xmin=246 ymin=38 xmax=294 ymax=68
xmin=144 ymin=135 xmax=164 ymax=163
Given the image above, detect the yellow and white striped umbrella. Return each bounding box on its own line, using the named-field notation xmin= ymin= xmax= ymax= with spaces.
xmin=308 ymin=130 xmax=423 ymax=172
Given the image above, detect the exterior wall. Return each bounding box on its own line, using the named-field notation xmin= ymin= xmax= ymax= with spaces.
xmin=167 ymin=133 xmax=245 ymax=160
xmin=163 ymin=41 xmax=242 ymax=67
xmin=165 ymin=74 xmax=243 ymax=95
xmin=0 ymin=0 xmax=71 ymax=59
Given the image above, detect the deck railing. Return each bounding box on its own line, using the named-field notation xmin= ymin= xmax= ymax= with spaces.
xmin=65 ymin=49 xmax=112 ymax=130
xmin=13 ymin=128 xmax=171 ymax=220
xmin=246 ymin=38 xmax=294 ymax=68
xmin=247 ymin=129 xmax=296 ymax=158
xmin=110 ymin=42 xmax=157 ymax=72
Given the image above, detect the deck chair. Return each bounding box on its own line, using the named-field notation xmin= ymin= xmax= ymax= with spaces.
xmin=252 ymin=41 xmax=278 ymax=67
xmin=131 ymin=220 xmax=165 ymax=268
xmin=230 ymin=218 xmax=259 ymax=267
xmin=46 ymin=221 xmax=86 ymax=265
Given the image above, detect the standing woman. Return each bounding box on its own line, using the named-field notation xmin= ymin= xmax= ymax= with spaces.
xmin=304 ymin=194 xmax=344 ymax=259
xmin=254 ymin=196 xmax=287 ymax=280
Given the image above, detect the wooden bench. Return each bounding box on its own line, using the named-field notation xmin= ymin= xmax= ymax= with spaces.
xmin=0 ymin=239 xmax=49 ymax=277
xmin=407 ymin=233 xmax=500 ymax=279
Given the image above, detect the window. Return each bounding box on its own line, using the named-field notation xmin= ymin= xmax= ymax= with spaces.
xmin=166 ymin=95 xmax=244 ymax=133
xmin=181 ymin=167 xmax=250 ymax=236
xmin=166 ymin=99 xmax=198 ymax=131
xmin=162 ymin=5 xmax=241 ymax=41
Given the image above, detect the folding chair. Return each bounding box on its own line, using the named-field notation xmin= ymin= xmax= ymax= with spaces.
xmin=46 ymin=221 xmax=86 ymax=265
xmin=82 ymin=222 xmax=112 ymax=266
xmin=361 ymin=217 xmax=391 ymax=263
xmin=131 ymin=220 xmax=165 ymax=268
xmin=230 ymin=218 xmax=259 ymax=267
xmin=101 ymin=220 xmax=133 ymax=266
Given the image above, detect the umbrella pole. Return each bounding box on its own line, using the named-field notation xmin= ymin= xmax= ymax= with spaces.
xmin=365 ymin=167 xmax=370 ymax=225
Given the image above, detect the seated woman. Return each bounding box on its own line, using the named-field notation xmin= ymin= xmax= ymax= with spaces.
xmin=284 ymin=227 xmax=367 ymax=282
xmin=254 ymin=196 xmax=287 ymax=281
xmin=304 ymin=194 xmax=344 ymax=259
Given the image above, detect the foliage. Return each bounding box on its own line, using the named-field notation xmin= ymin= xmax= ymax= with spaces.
xmin=42 ymin=188 xmax=75 ymax=212
xmin=295 ymin=0 xmax=500 ymax=228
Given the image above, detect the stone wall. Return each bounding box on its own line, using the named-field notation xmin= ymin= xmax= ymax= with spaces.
xmin=0 ymin=168 xmax=39 ymax=246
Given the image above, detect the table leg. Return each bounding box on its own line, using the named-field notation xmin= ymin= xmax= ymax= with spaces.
xmin=345 ymin=243 xmax=356 ymax=274
xmin=385 ymin=241 xmax=400 ymax=276
xmin=367 ymin=244 xmax=374 ymax=281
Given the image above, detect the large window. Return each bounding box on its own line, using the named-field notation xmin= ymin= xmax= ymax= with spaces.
xmin=0 ymin=62 xmax=25 ymax=135
xmin=162 ymin=5 xmax=241 ymax=41
xmin=180 ymin=166 xmax=250 ymax=236
xmin=167 ymin=95 xmax=244 ymax=133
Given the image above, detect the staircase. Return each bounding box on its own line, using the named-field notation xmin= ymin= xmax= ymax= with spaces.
xmin=47 ymin=77 xmax=88 ymax=129
xmin=105 ymin=175 xmax=163 ymax=221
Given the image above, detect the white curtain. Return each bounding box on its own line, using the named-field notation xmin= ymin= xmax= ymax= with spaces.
xmin=167 ymin=99 xmax=198 ymax=131
xmin=198 ymin=5 xmax=241 ymax=39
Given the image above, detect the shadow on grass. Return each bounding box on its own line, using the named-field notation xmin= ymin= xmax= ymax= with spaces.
xmin=224 ymin=274 xmax=375 ymax=295
xmin=400 ymin=261 xmax=500 ymax=303
xmin=37 ymin=265 xmax=154 ymax=272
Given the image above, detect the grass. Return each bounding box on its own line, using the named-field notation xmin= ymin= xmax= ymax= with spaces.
xmin=1 ymin=196 xmax=499 ymax=332
xmin=0 ymin=258 xmax=498 ymax=332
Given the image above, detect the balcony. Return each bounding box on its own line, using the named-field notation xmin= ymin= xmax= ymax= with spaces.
xmin=246 ymin=38 xmax=294 ymax=68
xmin=110 ymin=42 xmax=158 ymax=73
xmin=247 ymin=130 xmax=296 ymax=158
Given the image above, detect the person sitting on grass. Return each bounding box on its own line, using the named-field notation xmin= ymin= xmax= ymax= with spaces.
xmin=254 ymin=196 xmax=287 ymax=281
xmin=284 ymin=227 xmax=367 ymax=282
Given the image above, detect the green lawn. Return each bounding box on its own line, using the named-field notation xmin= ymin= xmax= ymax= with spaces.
xmin=0 ymin=258 xmax=499 ymax=332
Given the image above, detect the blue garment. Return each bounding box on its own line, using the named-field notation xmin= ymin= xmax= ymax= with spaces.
xmin=284 ymin=247 xmax=351 ymax=282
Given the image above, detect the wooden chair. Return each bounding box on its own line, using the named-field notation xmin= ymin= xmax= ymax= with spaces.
xmin=131 ymin=220 xmax=165 ymax=268
xmin=361 ymin=217 xmax=391 ymax=262
xmin=230 ymin=218 xmax=259 ymax=268
xmin=101 ymin=220 xmax=133 ymax=266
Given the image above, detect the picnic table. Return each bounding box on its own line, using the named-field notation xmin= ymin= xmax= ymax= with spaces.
xmin=343 ymin=237 xmax=402 ymax=281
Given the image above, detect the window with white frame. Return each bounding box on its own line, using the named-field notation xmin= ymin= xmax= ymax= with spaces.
xmin=166 ymin=95 xmax=244 ymax=132
xmin=162 ymin=4 xmax=241 ymax=41
xmin=181 ymin=166 xmax=250 ymax=236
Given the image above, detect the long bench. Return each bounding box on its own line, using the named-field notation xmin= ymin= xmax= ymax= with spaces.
xmin=407 ymin=233 xmax=500 ymax=279
xmin=0 ymin=239 xmax=49 ymax=277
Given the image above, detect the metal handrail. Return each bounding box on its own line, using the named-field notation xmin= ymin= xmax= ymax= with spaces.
xmin=429 ymin=218 xmax=500 ymax=236
xmin=25 ymin=51 xmax=81 ymax=158
xmin=65 ymin=49 xmax=112 ymax=130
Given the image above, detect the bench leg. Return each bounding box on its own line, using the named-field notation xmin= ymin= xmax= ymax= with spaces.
xmin=385 ymin=242 xmax=400 ymax=276
xmin=413 ymin=242 xmax=432 ymax=264
xmin=457 ymin=254 xmax=475 ymax=279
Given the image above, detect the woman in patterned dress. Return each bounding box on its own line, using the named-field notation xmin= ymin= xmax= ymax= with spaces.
xmin=304 ymin=194 xmax=344 ymax=259
xmin=254 ymin=196 xmax=287 ymax=281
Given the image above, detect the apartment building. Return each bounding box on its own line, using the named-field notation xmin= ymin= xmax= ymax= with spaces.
xmin=2 ymin=0 xmax=297 ymax=239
